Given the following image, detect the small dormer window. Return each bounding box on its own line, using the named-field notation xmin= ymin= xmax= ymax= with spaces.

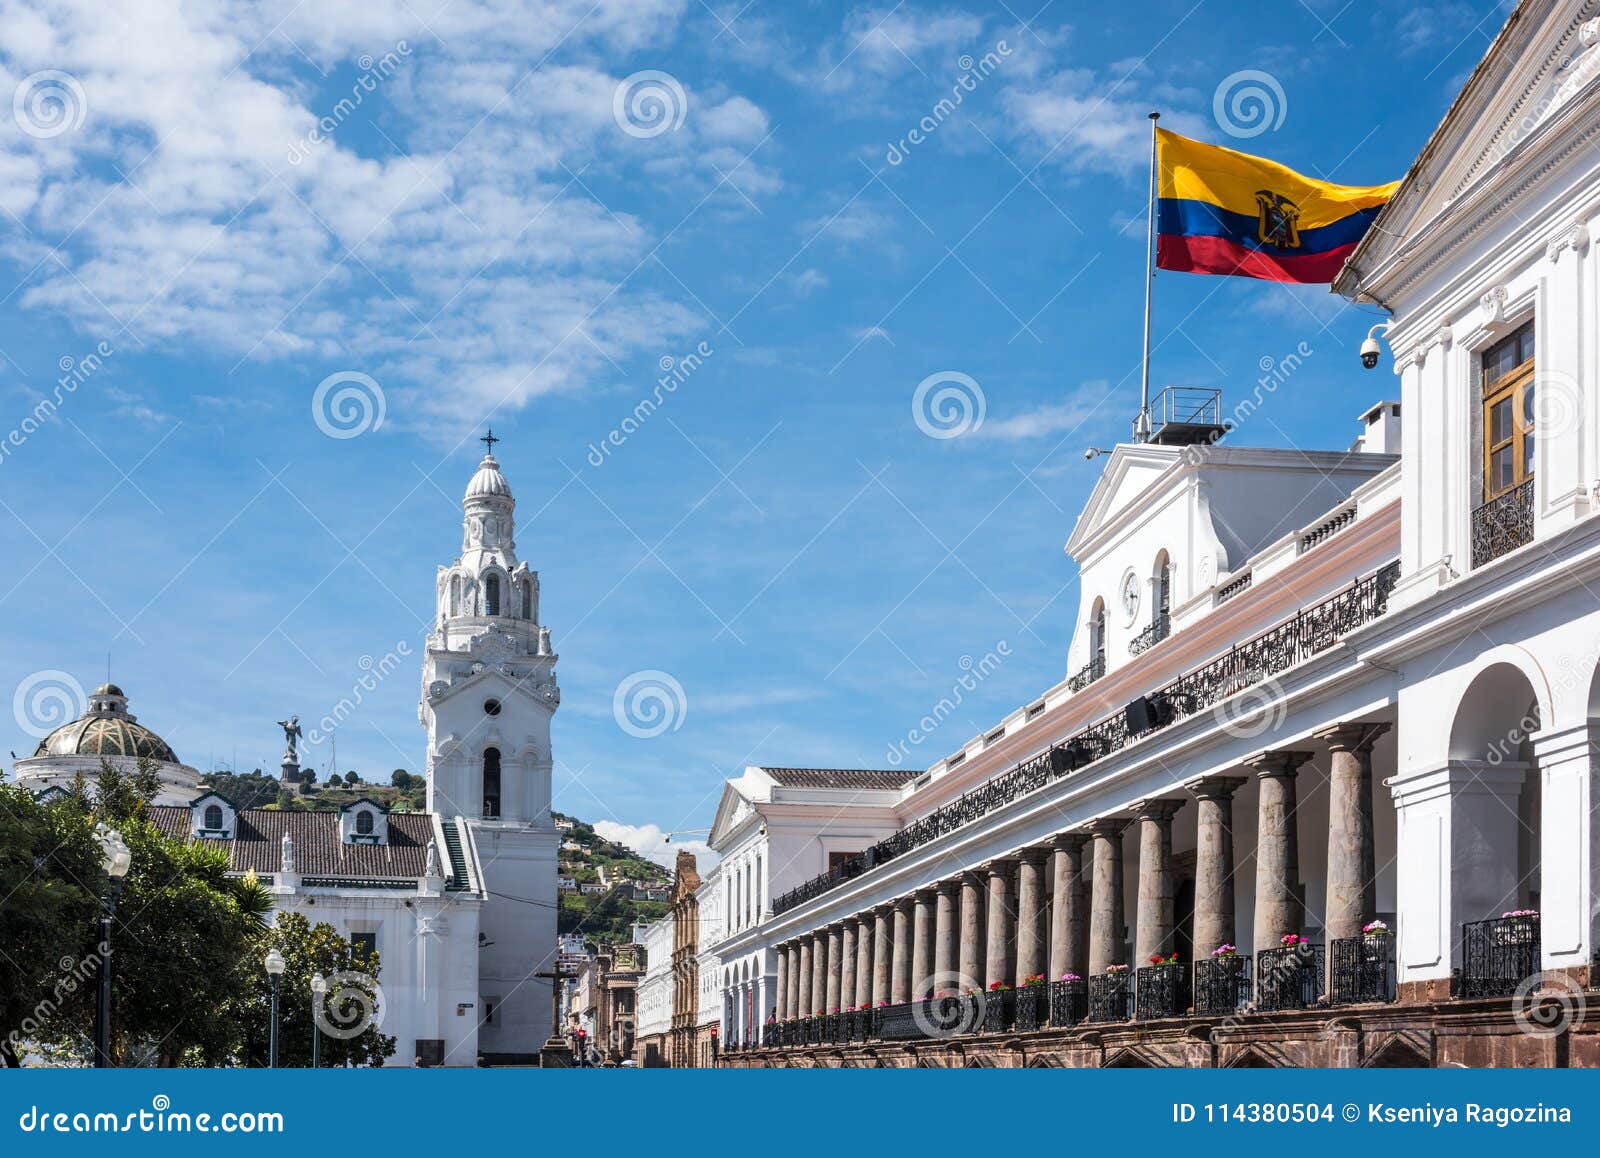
xmin=204 ymin=804 xmax=223 ymax=830
xmin=356 ymin=810 xmax=374 ymax=836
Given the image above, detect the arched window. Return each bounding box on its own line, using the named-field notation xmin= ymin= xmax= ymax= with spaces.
xmin=1092 ymin=600 xmax=1107 ymax=676
xmin=356 ymin=810 xmax=374 ymax=835
xmin=520 ymin=580 xmax=532 ymax=619
xmin=204 ymin=804 xmax=223 ymax=829
xmin=485 ymin=574 xmax=501 ymax=616
xmin=1152 ymin=553 xmax=1172 ymax=643
xmin=483 ymin=747 xmax=501 ymax=818
xmin=450 ymin=575 xmax=461 ymax=616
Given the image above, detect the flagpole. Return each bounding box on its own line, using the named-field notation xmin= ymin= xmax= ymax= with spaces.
xmin=1136 ymin=110 xmax=1160 ymax=443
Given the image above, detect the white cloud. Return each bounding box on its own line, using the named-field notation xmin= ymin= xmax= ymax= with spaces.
xmin=0 ymin=0 xmax=773 ymax=438
xmin=971 ymin=381 xmax=1118 ymax=441
xmin=593 ymin=819 xmax=716 ymax=869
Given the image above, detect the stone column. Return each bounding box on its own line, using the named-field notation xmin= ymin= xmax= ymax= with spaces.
xmin=808 ymin=930 xmax=827 ymax=1018
xmin=1192 ymin=776 xmax=1248 ymax=956
xmin=787 ymin=943 xmax=802 ymax=1020
xmin=1251 ymin=750 xmax=1313 ymax=951
xmin=1317 ymin=723 xmax=1390 ymax=943
xmin=911 ymin=889 xmax=936 ymax=1000
xmin=1087 ymin=819 xmax=1128 ymax=974
xmin=840 ymin=922 xmax=858 ymax=1011
xmin=1015 ymin=849 xmax=1047 ymax=985
xmin=825 ymin=925 xmax=843 ymax=1013
xmin=797 ymin=937 xmax=813 ymax=1018
xmin=934 ymin=880 xmax=959 ymax=993
xmin=854 ymin=915 xmax=874 ymax=1009
xmin=958 ymin=871 xmax=985 ymax=989
xmin=984 ymin=860 xmax=1016 ymax=989
xmin=775 ymin=944 xmax=789 ymax=1021
xmin=1133 ymin=799 xmax=1185 ymax=964
xmin=891 ymin=899 xmax=913 ymax=1003
xmin=872 ymin=907 xmax=893 ymax=1005
xmin=1048 ymin=834 xmax=1089 ymax=981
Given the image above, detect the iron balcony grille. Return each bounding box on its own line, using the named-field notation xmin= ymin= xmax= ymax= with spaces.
xmin=1129 ymin=613 xmax=1171 ymax=656
xmin=982 ymin=988 xmax=1017 ymax=1033
xmin=1048 ymin=978 xmax=1088 ymax=1027
xmin=1014 ymin=983 xmax=1050 ymax=1030
xmin=1067 ymin=657 xmax=1106 ymax=692
xmin=1471 ymin=478 xmax=1534 ymax=569
xmin=1328 ymin=934 xmax=1396 ymax=1005
xmin=1456 ymin=915 xmax=1540 ymax=998
xmin=1192 ymin=955 xmax=1251 ymax=1015
xmin=1255 ymin=943 xmax=1325 ymax=1012
xmin=1088 ymin=973 xmax=1133 ymax=1023
xmin=1135 ymin=962 xmax=1190 ymax=1020
xmin=772 ymin=560 xmax=1401 ymax=918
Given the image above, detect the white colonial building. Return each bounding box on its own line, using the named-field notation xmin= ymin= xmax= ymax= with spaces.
xmin=420 ymin=441 xmax=561 ymax=1060
xmin=710 ymin=0 xmax=1600 ymax=1068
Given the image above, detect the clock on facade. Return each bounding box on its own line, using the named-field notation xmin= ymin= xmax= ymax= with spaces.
xmin=1120 ymin=570 xmax=1141 ymax=623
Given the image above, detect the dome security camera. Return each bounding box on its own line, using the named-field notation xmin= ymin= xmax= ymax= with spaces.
xmin=1360 ymin=336 xmax=1382 ymax=369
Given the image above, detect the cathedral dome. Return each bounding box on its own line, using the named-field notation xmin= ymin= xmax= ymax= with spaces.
xmin=32 ymin=714 xmax=178 ymax=762
xmin=15 ymin=683 xmax=198 ymax=806
xmin=465 ymin=454 xmax=512 ymax=500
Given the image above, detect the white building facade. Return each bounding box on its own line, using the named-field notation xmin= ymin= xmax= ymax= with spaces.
xmin=713 ymin=0 xmax=1600 ymax=1068
xmin=421 ymin=444 xmax=561 ymax=1061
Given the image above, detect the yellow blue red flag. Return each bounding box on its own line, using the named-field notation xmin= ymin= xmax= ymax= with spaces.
xmin=1155 ymin=128 xmax=1398 ymax=284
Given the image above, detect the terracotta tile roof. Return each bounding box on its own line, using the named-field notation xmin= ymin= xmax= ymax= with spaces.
xmin=760 ymin=767 xmax=919 ymax=791
xmin=149 ymin=805 xmax=434 ymax=878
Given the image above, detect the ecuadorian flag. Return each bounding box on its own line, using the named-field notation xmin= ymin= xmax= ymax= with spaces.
xmin=1155 ymin=128 xmax=1398 ymax=284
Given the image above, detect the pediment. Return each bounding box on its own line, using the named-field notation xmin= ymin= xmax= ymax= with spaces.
xmin=1343 ymin=2 xmax=1600 ymax=283
xmin=1064 ymin=443 xmax=1183 ymax=559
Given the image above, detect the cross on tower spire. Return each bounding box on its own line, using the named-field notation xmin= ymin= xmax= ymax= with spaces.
xmin=481 ymin=428 xmax=499 ymax=455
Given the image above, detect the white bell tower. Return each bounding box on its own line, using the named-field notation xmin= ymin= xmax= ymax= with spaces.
xmin=420 ymin=431 xmax=559 ymax=1060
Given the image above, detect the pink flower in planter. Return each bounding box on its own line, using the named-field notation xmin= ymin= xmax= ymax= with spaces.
xmin=1059 ymin=972 xmax=1081 ymax=982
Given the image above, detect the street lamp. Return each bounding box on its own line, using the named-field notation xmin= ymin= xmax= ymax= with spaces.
xmin=92 ymin=824 xmax=131 ymax=1068
xmin=264 ymin=948 xmax=286 ymax=1068
xmin=310 ymin=973 xmax=326 ymax=1069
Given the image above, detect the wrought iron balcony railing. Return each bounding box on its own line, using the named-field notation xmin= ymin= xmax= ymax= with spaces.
xmin=772 ymin=560 xmax=1401 ymax=918
xmin=1329 ymin=934 xmax=1396 ymax=1005
xmin=982 ymin=988 xmax=1017 ymax=1033
xmin=1193 ymin=954 xmax=1251 ymax=1015
xmin=1455 ymin=915 xmax=1540 ymax=998
xmin=1128 ymin=613 xmax=1170 ymax=656
xmin=1255 ymin=943 xmax=1325 ymax=1012
xmin=1067 ymin=656 xmax=1106 ymax=692
xmin=1015 ymin=983 xmax=1050 ymax=1030
xmin=1471 ymin=479 xmax=1534 ymax=569
xmin=1088 ymin=973 xmax=1133 ymax=1023
xmin=1135 ymin=962 xmax=1190 ymax=1020
xmin=1048 ymin=978 xmax=1088 ymax=1027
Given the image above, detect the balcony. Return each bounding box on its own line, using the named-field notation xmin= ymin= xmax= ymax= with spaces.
xmin=1135 ymin=962 xmax=1190 ymax=1020
xmin=1128 ymin=613 xmax=1170 ymax=656
xmin=1471 ymin=479 xmax=1534 ymax=568
xmin=1456 ymin=914 xmax=1540 ymax=998
xmin=771 ymin=561 xmax=1402 ymax=918
xmin=1193 ymin=954 xmax=1251 ymax=1015
xmin=1329 ymin=934 xmax=1396 ymax=1005
xmin=1088 ymin=972 xmax=1133 ymax=1022
xmin=1067 ymin=656 xmax=1105 ymax=692
xmin=1255 ymin=942 xmax=1325 ymax=1012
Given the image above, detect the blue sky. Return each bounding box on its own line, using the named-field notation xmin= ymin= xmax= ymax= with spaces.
xmin=0 ymin=0 xmax=1509 ymax=864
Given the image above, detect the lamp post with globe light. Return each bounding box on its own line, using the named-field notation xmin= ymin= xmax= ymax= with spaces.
xmin=92 ymin=824 xmax=132 ymax=1068
xmin=264 ymin=948 xmax=286 ymax=1067
xmin=310 ymin=973 xmax=326 ymax=1068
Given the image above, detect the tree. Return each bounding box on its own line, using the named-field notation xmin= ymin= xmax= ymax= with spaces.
xmin=235 ymin=913 xmax=395 ymax=1067
xmin=343 ymin=772 xmax=360 ymax=787
xmin=44 ymin=762 xmax=274 ymax=1066
xmin=0 ymin=779 xmax=101 ymax=1067
xmin=390 ymin=770 xmax=411 ymax=789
